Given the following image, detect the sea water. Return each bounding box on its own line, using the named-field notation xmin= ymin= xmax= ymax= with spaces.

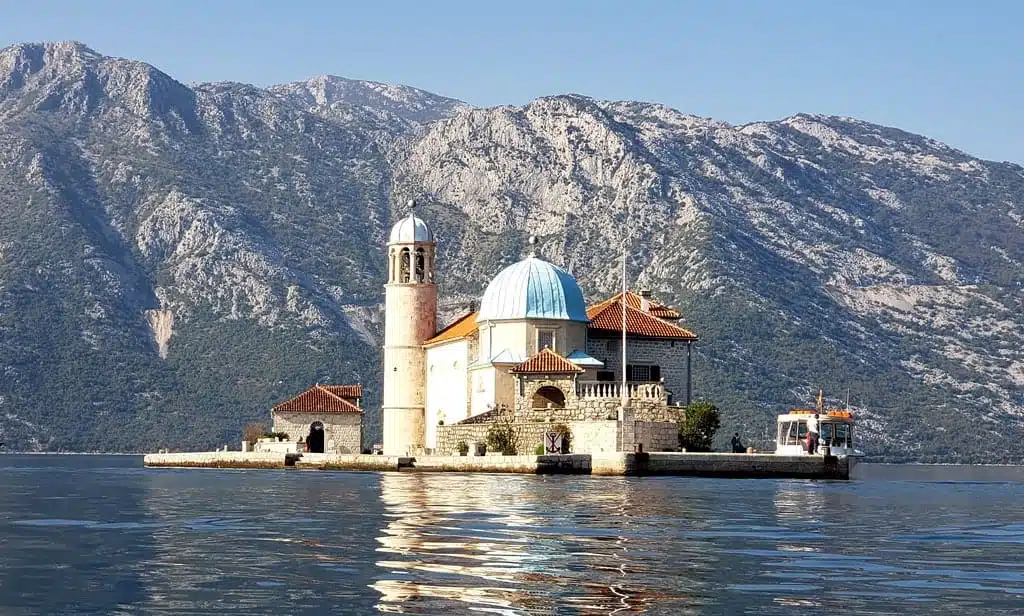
xmin=0 ymin=455 xmax=1021 ymax=615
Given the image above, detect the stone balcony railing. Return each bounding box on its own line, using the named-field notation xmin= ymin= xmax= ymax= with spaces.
xmin=576 ymin=381 xmax=666 ymax=402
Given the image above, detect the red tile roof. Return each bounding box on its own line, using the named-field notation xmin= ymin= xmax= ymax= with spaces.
xmin=321 ymin=385 xmax=362 ymax=399
xmin=587 ymin=301 xmax=697 ymax=340
xmin=510 ymin=348 xmax=584 ymax=374
xmin=272 ymin=385 xmax=362 ymax=414
xmin=424 ymin=311 xmax=478 ymax=346
xmin=588 ymin=291 xmax=682 ymax=320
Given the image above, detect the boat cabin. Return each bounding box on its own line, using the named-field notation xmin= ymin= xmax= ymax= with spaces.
xmin=775 ymin=409 xmax=862 ymax=457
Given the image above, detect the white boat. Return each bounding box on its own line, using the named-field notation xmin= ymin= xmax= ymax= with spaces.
xmin=775 ymin=408 xmax=865 ymax=460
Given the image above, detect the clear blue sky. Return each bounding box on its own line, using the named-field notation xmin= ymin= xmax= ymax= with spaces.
xmin=3 ymin=0 xmax=1022 ymax=163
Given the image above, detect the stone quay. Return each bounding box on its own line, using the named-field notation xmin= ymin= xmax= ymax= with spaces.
xmin=142 ymin=451 xmax=851 ymax=479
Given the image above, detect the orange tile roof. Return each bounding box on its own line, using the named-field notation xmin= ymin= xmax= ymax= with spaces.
xmin=272 ymin=385 xmax=362 ymax=414
xmin=587 ymin=291 xmax=682 ymax=320
xmin=424 ymin=311 xmax=478 ymax=346
xmin=587 ymin=301 xmax=697 ymax=340
xmin=321 ymin=384 xmax=362 ymax=399
xmin=510 ymin=348 xmax=584 ymax=374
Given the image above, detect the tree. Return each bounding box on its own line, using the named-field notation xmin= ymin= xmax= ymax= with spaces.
xmin=242 ymin=423 xmax=266 ymax=445
xmin=679 ymin=401 xmax=721 ymax=452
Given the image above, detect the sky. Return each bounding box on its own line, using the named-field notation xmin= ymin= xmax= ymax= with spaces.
xmin=2 ymin=0 xmax=1022 ymax=163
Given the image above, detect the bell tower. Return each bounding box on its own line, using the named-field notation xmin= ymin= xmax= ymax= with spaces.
xmin=382 ymin=200 xmax=437 ymax=456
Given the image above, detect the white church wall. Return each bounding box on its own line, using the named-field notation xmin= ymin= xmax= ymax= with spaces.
xmin=481 ymin=320 xmax=589 ymax=359
xmin=470 ymin=365 xmax=496 ymax=416
xmin=487 ymin=321 xmax=530 ymax=358
xmin=469 ymin=364 xmax=517 ymax=417
xmin=525 ymin=319 xmax=588 ymax=355
xmin=425 ymin=339 xmax=470 ymax=448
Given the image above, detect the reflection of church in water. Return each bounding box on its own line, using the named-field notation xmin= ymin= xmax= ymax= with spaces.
xmin=273 ymin=201 xmax=701 ymax=456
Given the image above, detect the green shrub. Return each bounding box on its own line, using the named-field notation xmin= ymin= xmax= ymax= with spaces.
xmin=456 ymin=440 xmax=469 ymax=455
xmin=486 ymin=414 xmax=519 ymax=455
xmin=679 ymin=401 xmax=721 ymax=452
xmin=534 ymin=444 xmax=544 ymax=455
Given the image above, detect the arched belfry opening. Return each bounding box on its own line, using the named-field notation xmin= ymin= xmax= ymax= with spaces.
xmin=414 ymin=247 xmax=426 ymax=283
xmin=399 ymin=248 xmax=411 ymax=283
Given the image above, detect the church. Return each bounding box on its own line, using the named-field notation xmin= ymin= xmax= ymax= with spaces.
xmin=379 ymin=203 xmax=698 ymax=457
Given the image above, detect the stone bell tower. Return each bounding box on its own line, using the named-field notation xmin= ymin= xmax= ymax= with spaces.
xmin=382 ymin=200 xmax=437 ymax=456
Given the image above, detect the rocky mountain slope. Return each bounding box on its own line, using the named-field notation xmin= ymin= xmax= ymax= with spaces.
xmin=0 ymin=41 xmax=1020 ymax=461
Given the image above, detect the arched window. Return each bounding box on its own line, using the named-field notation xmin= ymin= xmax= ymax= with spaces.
xmin=532 ymin=386 xmax=566 ymax=409
xmin=399 ymin=248 xmax=411 ymax=283
xmin=414 ymin=248 xmax=425 ymax=283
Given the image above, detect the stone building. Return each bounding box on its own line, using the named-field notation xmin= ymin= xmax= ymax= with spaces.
xmin=271 ymin=385 xmax=363 ymax=453
xmin=381 ymin=202 xmax=699 ymax=456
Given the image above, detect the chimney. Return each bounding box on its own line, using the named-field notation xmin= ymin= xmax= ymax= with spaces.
xmin=466 ymin=300 xmax=478 ymax=313
xmin=639 ymin=289 xmax=651 ymax=313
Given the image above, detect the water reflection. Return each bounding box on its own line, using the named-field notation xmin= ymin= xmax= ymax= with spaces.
xmin=372 ymin=474 xmax=709 ymax=614
xmin=2 ymin=459 xmax=1023 ymax=615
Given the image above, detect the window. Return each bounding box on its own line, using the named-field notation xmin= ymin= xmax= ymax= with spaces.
xmin=650 ymin=366 xmax=662 ymax=382
xmin=820 ymin=423 xmax=834 ymax=444
xmin=627 ymin=364 xmax=651 ymax=382
xmin=596 ymin=370 xmax=616 ymax=382
xmin=833 ymin=423 xmax=851 ymax=448
xmin=537 ymin=329 xmax=556 ymax=351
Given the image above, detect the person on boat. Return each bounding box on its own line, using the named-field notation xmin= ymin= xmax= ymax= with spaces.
xmin=806 ymin=413 xmax=820 ymax=454
xmin=731 ymin=433 xmax=745 ymax=453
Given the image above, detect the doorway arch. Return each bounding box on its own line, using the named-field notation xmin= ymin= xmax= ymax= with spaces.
xmin=307 ymin=421 xmax=325 ymax=453
xmin=532 ymin=386 xmax=566 ymax=409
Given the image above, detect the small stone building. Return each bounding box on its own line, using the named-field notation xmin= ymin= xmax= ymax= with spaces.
xmin=271 ymin=385 xmax=363 ymax=454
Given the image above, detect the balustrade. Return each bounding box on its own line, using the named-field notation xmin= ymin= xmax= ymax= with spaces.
xmin=576 ymin=381 xmax=665 ymax=401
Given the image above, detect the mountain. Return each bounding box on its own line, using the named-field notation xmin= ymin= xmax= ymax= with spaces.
xmin=0 ymin=41 xmax=1021 ymax=461
xmin=269 ymin=74 xmax=468 ymax=124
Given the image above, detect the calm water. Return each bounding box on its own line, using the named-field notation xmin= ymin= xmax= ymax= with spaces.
xmin=1 ymin=457 xmax=1022 ymax=615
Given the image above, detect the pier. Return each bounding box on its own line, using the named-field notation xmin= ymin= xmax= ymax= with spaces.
xmin=143 ymin=451 xmax=851 ymax=479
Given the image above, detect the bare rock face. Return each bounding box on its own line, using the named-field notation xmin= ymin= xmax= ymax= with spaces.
xmin=0 ymin=41 xmax=1021 ymax=460
xmin=145 ymin=309 xmax=174 ymax=358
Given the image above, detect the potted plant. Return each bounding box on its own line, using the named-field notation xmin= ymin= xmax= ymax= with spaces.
xmin=456 ymin=441 xmax=469 ymax=456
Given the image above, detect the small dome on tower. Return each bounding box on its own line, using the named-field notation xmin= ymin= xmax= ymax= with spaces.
xmin=389 ymin=200 xmax=434 ymax=244
xmin=478 ymin=256 xmax=588 ymax=322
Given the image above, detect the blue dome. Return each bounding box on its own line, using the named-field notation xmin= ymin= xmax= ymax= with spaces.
xmin=478 ymin=257 xmax=588 ymax=322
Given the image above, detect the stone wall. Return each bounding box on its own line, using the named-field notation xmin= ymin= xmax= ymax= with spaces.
xmin=513 ymin=375 xmax=579 ymax=417
xmin=587 ymin=337 xmax=692 ymax=405
xmin=435 ymin=422 xmax=556 ymax=456
xmin=272 ymin=411 xmax=362 ymax=453
xmin=435 ymin=418 xmax=680 ymax=455
xmin=635 ymin=421 xmax=681 ymax=452
xmin=514 ymin=396 xmax=682 ymax=424
xmin=635 ymin=404 xmax=686 ymax=423
xmin=570 ymin=421 xmax=620 ymax=454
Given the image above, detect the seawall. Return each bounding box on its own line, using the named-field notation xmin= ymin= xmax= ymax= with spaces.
xmin=143 ymin=451 xmax=850 ymax=479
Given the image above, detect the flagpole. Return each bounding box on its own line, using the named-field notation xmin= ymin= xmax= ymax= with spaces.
xmin=621 ymin=236 xmax=628 ymax=411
